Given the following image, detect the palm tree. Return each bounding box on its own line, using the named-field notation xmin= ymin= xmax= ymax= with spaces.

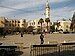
xmin=23 ymin=19 xmax=26 ymax=28
xmin=39 ymin=18 xmax=44 ymax=33
xmin=45 ymin=18 xmax=50 ymax=32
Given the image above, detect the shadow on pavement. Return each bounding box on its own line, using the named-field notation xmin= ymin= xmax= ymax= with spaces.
xmin=38 ymin=50 xmax=75 ymax=56
xmin=0 ymin=49 xmax=23 ymax=56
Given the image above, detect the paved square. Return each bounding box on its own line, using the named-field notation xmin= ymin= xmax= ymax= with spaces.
xmin=0 ymin=34 xmax=75 ymax=56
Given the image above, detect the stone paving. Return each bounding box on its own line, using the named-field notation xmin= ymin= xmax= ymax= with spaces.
xmin=0 ymin=34 xmax=75 ymax=56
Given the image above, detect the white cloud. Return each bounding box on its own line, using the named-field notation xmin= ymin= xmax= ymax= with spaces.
xmin=14 ymin=10 xmax=45 ymax=20
xmin=51 ymin=7 xmax=75 ymax=21
xmin=50 ymin=0 xmax=70 ymax=3
xmin=0 ymin=0 xmax=74 ymax=22
xmin=0 ymin=0 xmax=45 ymax=14
xmin=0 ymin=7 xmax=14 ymax=16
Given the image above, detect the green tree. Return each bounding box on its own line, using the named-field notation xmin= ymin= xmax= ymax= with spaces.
xmin=70 ymin=12 xmax=75 ymax=32
xmin=52 ymin=25 xmax=55 ymax=32
xmin=62 ymin=18 xmax=66 ymax=21
xmin=45 ymin=18 xmax=50 ymax=32
xmin=39 ymin=18 xmax=44 ymax=32
xmin=37 ymin=27 xmax=41 ymax=34
xmin=27 ymin=26 xmax=34 ymax=33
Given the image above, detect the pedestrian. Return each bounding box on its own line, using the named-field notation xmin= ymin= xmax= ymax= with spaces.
xmin=21 ymin=32 xmax=23 ymax=37
xmin=40 ymin=34 xmax=44 ymax=44
xmin=3 ymin=31 xmax=6 ymax=38
xmin=43 ymin=30 xmax=46 ymax=35
xmin=32 ymin=31 xmax=35 ymax=35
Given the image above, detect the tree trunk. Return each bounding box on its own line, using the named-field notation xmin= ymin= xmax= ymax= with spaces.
xmin=41 ymin=23 xmax=42 ymax=33
xmin=47 ymin=22 xmax=48 ymax=32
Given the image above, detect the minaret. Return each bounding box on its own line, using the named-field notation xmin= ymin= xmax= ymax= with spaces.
xmin=45 ymin=0 xmax=50 ymax=19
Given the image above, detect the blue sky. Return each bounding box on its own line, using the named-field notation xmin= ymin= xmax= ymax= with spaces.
xmin=0 ymin=0 xmax=75 ymax=21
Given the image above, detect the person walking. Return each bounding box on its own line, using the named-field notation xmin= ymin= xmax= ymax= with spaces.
xmin=21 ymin=32 xmax=23 ymax=37
xmin=40 ymin=34 xmax=44 ymax=44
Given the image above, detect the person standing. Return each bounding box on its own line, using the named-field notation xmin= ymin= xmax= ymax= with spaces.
xmin=40 ymin=34 xmax=44 ymax=44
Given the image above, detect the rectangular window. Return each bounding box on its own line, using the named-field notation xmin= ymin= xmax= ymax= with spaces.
xmin=18 ymin=21 xmax=20 ymax=23
xmin=38 ymin=22 xmax=39 ymax=24
xmin=18 ymin=24 xmax=19 ymax=26
xmin=30 ymin=23 xmax=31 ymax=25
xmin=32 ymin=23 xmax=33 ymax=25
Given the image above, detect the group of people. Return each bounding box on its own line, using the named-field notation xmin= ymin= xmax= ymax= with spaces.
xmin=21 ymin=32 xmax=44 ymax=44
xmin=3 ymin=30 xmax=44 ymax=44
